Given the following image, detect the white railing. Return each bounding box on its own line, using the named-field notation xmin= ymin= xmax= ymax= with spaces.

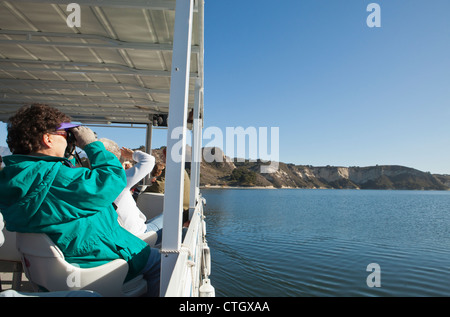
xmin=164 ymin=196 xmax=213 ymax=297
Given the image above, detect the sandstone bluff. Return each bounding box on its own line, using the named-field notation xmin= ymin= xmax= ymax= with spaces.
xmin=194 ymin=147 xmax=450 ymax=190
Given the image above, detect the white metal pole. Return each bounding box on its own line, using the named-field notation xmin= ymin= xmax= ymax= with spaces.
xmin=144 ymin=123 xmax=153 ymax=184
xmin=189 ymin=78 xmax=203 ymax=211
xmin=160 ymin=0 xmax=194 ymax=296
xmin=190 ymin=0 xmax=204 ymax=211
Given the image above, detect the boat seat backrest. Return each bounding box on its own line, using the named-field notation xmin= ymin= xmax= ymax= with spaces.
xmin=16 ymin=232 xmax=147 ymax=297
xmin=117 ymin=216 xmax=158 ymax=247
xmin=0 ymin=227 xmax=22 ymax=262
xmin=136 ymin=192 xmax=164 ymax=220
xmin=0 ymin=213 xmax=24 ymax=291
xmin=17 ymin=232 xmax=63 ymax=258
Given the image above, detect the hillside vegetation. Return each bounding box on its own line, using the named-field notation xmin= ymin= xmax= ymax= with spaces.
xmin=194 ymin=147 xmax=449 ymax=190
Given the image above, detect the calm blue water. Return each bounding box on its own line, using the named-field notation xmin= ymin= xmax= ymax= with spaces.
xmin=202 ymin=189 xmax=450 ymax=297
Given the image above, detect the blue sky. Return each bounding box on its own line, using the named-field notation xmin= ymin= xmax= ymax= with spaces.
xmin=1 ymin=0 xmax=450 ymax=174
xmin=202 ymin=0 xmax=450 ymax=174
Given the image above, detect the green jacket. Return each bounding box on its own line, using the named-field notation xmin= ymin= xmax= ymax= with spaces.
xmin=0 ymin=142 xmax=150 ymax=281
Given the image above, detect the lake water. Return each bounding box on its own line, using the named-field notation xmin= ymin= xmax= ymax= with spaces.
xmin=201 ymin=188 xmax=450 ymax=297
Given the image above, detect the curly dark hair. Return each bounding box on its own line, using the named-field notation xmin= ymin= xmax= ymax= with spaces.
xmin=7 ymin=104 xmax=72 ymax=154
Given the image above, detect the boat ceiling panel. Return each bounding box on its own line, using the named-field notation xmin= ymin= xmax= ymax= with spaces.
xmin=0 ymin=0 xmax=203 ymax=124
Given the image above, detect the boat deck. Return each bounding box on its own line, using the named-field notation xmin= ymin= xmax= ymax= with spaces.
xmin=0 ymin=271 xmax=33 ymax=293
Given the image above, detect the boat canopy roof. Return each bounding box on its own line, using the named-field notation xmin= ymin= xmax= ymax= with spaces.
xmin=0 ymin=0 xmax=204 ymax=125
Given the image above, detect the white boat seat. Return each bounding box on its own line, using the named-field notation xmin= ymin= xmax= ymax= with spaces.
xmin=116 ymin=216 xmax=158 ymax=248
xmin=136 ymin=192 xmax=164 ymax=220
xmin=16 ymin=232 xmax=147 ymax=297
xmin=137 ymin=230 xmax=158 ymax=247
xmin=0 ymin=213 xmax=23 ymax=291
xmin=0 ymin=229 xmax=21 ymax=262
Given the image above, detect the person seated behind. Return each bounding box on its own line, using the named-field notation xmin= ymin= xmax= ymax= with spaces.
xmin=145 ymin=148 xmax=167 ymax=194
xmin=146 ymin=162 xmax=165 ymax=194
xmin=123 ymin=160 xmax=133 ymax=170
xmin=0 ymin=104 xmax=160 ymax=296
xmin=151 ymin=162 xmax=165 ymax=184
xmin=99 ymin=138 xmax=163 ymax=245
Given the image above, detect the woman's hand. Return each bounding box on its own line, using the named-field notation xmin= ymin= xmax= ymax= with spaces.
xmin=120 ymin=147 xmax=134 ymax=160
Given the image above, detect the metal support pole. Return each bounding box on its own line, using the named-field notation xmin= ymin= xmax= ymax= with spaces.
xmin=189 ymin=78 xmax=203 ymax=211
xmin=144 ymin=123 xmax=153 ymax=184
xmin=160 ymin=0 xmax=194 ymax=296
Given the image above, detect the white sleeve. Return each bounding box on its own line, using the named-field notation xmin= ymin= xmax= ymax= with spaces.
xmin=0 ymin=212 xmax=4 ymax=247
xmin=124 ymin=151 xmax=155 ymax=189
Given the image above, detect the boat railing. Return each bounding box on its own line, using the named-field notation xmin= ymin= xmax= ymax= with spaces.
xmin=164 ymin=194 xmax=213 ymax=297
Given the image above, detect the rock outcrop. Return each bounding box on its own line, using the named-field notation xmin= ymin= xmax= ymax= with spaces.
xmin=196 ymin=147 xmax=449 ymax=190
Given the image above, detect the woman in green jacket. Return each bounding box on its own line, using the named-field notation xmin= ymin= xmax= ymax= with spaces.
xmin=0 ymin=104 xmax=160 ymax=296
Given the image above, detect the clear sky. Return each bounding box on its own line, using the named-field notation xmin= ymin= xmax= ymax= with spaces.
xmin=202 ymin=0 xmax=450 ymax=174
xmin=1 ymin=0 xmax=450 ymax=174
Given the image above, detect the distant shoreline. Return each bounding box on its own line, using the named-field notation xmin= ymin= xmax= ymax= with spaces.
xmin=202 ymin=185 xmax=276 ymax=189
xmin=199 ymin=157 xmax=450 ymax=191
xmin=200 ymin=185 xmax=450 ymax=191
